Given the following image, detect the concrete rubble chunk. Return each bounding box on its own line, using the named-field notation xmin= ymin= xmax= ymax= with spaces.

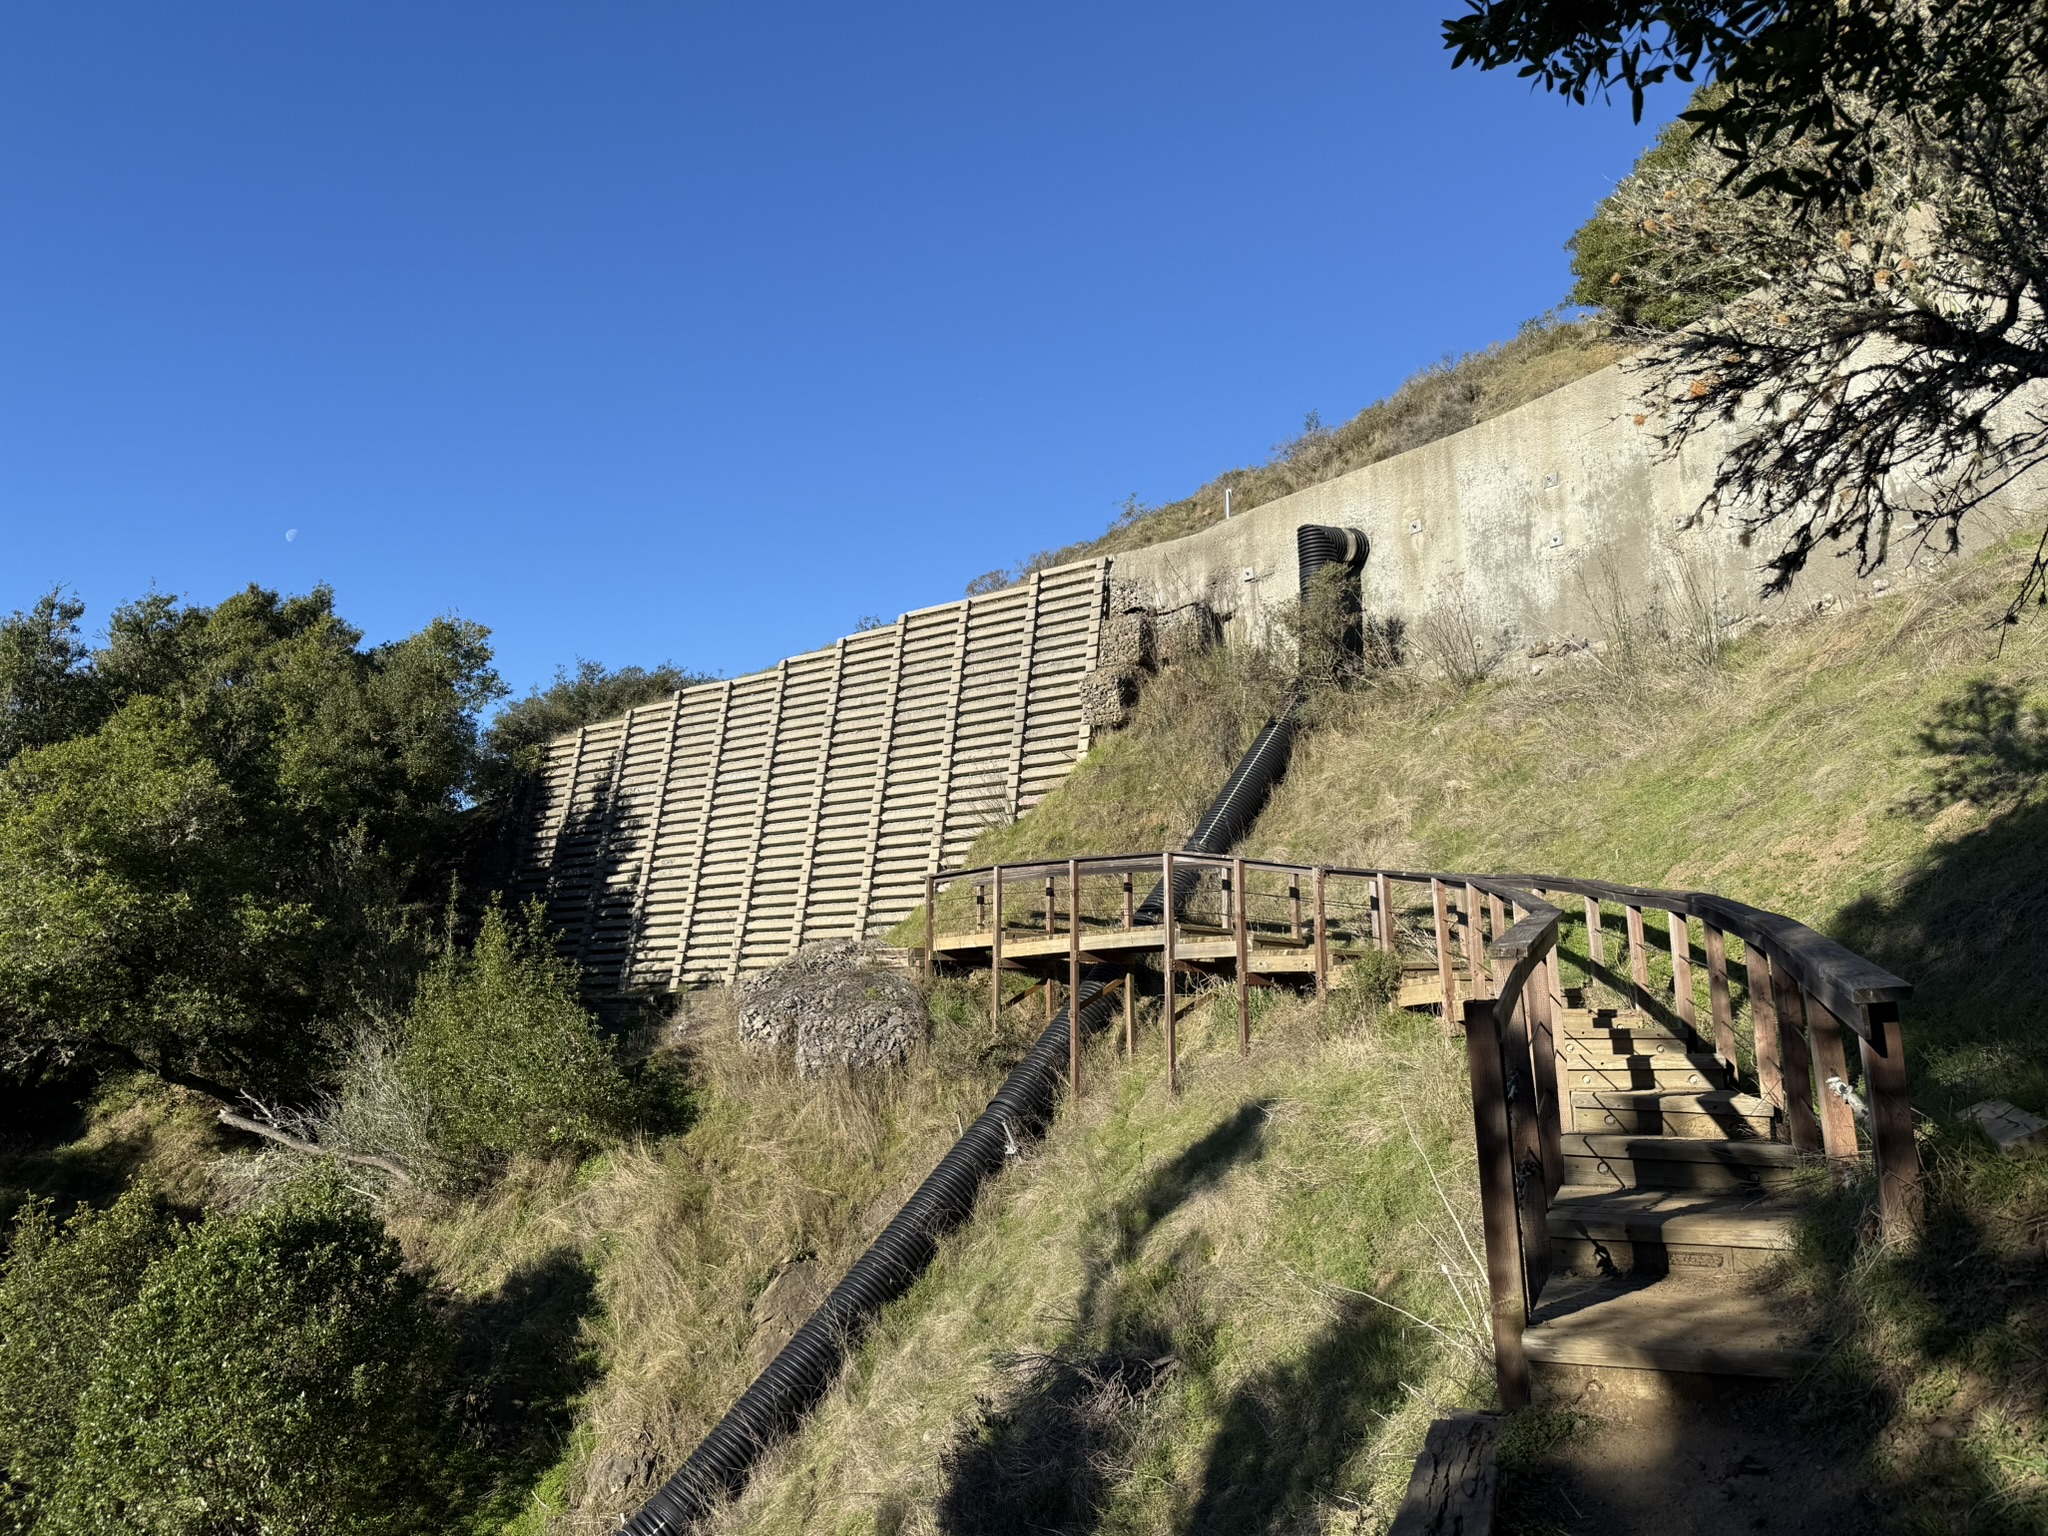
xmin=736 ymin=937 xmax=927 ymax=1076
xmin=1964 ymin=1099 xmax=2048 ymax=1156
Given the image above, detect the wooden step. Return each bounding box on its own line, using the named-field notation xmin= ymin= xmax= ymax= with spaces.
xmin=1556 ymin=1010 xmax=1702 ymax=1051
xmin=1548 ymin=1187 xmax=1798 ymax=1276
xmin=1556 ymin=1052 xmax=1731 ymax=1093
xmin=1560 ymin=1133 xmax=1809 ymax=1193
xmin=1526 ymin=1272 xmax=1821 ymax=1379
xmin=1571 ymin=1087 xmax=1778 ymax=1139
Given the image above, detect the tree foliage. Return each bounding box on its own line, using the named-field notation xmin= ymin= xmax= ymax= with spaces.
xmin=393 ymin=900 xmax=637 ymax=1185
xmin=1444 ymin=0 xmax=2048 ymax=208
xmin=480 ymin=657 xmax=709 ymax=798
xmin=0 ymin=585 xmax=501 ymax=1095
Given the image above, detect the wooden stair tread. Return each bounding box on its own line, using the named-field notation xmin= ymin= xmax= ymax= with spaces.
xmin=1560 ymin=1133 xmax=1805 ymax=1168
xmin=1570 ymin=1086 xmax=1772 ymax=1113
xmin=1526 ymin=1273 xmax=1821 ymax=1378
xmin=1550 ymin=1186 xmax=1799 ymax=1247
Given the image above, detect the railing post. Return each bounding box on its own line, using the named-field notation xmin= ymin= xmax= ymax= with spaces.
xmin=1859 ymin=1001 xmax=1924 ymax=1238
xmin=1487 ymin=892 xmax=1508 ymax=994
xmin=1044 ymin=873 xmax=1055 ymax=936
xmin=1526 ymin=935 xmax=1566 ymax=1200
xmin=1124 ymin=961 xmax=1136 ymax=1056
xmin=1162 ymin=852 xmax=1179 ymax=1094
xmin=1624 ymin=904 xmax=1649 ymax=1012
xmin=924 ymin=875 xmax=936 ymax=979
xmin=990 ymin=865 xmax=1004 ymax=1031
xmin=1463 ymin=882 xmax=1488 ymax=1001
xmin=1234 ymin=856 xmax=1251 ymax=1056
xmin=1376 ymin=871 xmax=1396 ymax=954
xmin=1803 ymin=989 xmax=1862 ymax=1171
xmin=1432 ymin=878 xmax=1458 ymax=1023
xmin=1583 ymin=896 xmax=1605 ymax=967
xmin=1744 ymin=943 xmax=1787 ymax=1122
xmin=1122 ymin=871 xmax=1134 ymax=931
xmin=1703 ymin=922 xmax=1739 ymax=1072
xmin=1770 ymin=961 xmax=1822 ymax=1152
xmin=1464 ymin=998 xmax=1532 ymax=1411
xmin=1289 ymin=874 xmax=1302 ymax=943
xmin=1068 ymin=857 xmax=1082 ymax=1099
xmin=1313 ymin=867 xmax=1329 ymax=1002
xmin=1668 ymin=910 xmax=1695 ymax=1036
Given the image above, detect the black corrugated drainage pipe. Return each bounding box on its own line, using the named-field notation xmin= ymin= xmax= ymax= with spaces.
xmin=1294 ymin=524 xmax=1368 ymax=594
xmin=622 ymin=533 xmax=1347 ymax=1534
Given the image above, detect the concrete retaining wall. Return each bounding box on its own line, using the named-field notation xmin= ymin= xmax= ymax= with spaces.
xmin=1110 ymin=358 xmax=2037 ymax=671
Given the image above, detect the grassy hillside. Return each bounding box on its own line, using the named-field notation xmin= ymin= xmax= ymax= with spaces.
xmin=828 ymin=533 xmax=2048 ymax=1531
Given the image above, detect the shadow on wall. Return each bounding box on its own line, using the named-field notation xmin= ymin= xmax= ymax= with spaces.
xmin=926 ymin=1098 xmax=1420 ymax=1536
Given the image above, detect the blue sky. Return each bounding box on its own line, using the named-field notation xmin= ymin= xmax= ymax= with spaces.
xmin=0 ymin=1 xmax=1680 ymax=702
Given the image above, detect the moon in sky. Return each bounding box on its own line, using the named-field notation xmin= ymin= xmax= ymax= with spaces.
xmin=285 ymin=529 xmax=298 ymax=542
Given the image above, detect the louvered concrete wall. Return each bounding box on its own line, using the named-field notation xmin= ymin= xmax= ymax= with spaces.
xmin=508 ymin=558 xmax=1109 ymax=990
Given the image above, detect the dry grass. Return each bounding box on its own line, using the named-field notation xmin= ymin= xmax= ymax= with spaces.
xmin=717 ymin=987 xmax=1494 ymax=1536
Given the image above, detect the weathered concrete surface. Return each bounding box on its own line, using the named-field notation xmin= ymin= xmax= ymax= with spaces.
xmin=1111 ymin=358 xmax=2041 ymax=670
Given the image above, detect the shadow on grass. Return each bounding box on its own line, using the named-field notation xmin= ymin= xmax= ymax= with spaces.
xmin=1796 ymin=680 xmax=2048 ymax=1528
xmin=932 ymin=1101 xmax=1274 ymax=1536
xmin=445 ymin=1246 xmax=605 ymax=1525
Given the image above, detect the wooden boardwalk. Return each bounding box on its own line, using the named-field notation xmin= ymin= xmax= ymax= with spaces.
xmin=922 ymin=849 xmax=1923 ymax=1427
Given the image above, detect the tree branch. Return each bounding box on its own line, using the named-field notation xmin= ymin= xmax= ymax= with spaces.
xmin=214 ymin=1109 xmax=414 ymax=1186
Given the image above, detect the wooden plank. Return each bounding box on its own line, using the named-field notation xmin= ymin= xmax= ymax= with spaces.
xmin=1583 ymin=894 xmax=1605 ymax=967
xmin=787 ymin=638 xmax=848 ymax=952
xmin=1669 ymin=908 xmax=1696 ymax=1035
xmin=1625 ymin=903 xmax=1650 ymax=1011
xmin=1162 ymin=851 xmax=1178 ymax=1094
xmin=666 ymin=681 xmax=734 ymax=988
xmin=921 ymin=604 xmax=973 ymax=876
xmin=1375 ymin=871 xmax=1396 ymax=954
xmin=1704 ymin=922 xmax=1739 ymax=1071
xmin=1464 ymin=998 xmax=1531 ymax=1411
xmin=1314 ymin=867 xmax=1328 ymax=1002
xmin=1745 ymin=941 xmax=1787 ymax=1119
xmin=1487 ymin=891 xmax=1508 ymax=994
xmin=1068 ymin=857 xmax=1082 ymax=1096
xmin=1859 ymin=1002 xmax=1924 ymax=1237
xmin=849 ymin=620 xmax=911 ymax=938
xmin=1771 ymin=958 xmax=1823 ymax=1152
xmin=999 ymin=571 xmax=1045 ymax=822
xmin=623 ymin=695 xmax=685 ymax=975
xmin=1234 ymin=855 xmax=1250 ymax=1055
xmin=1433 ymin=878 xmax=1458 ymax=1022
xmin=1463 ymin=882 xmax=1490 ymax=1001
xmin=572 ymin=721 xmax=631 ymax=970
xmin=725 ymin=661 xmax=791 ymax=983
xmin=1803 ymin=989 xmax=1863 ymax=1168
xmin=1388 ymin=1412 xmax=1498 ymax=1536
xmin=990 ymin=863 xmax=1004 ymax=1031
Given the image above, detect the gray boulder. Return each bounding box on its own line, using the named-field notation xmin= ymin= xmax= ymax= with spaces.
xmin=736 ymin=938 xmax=926 ymax=1075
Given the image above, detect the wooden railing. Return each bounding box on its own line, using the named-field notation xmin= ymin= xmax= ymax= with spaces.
xmin=922 ymin=854 xmax=1921 ymax=1403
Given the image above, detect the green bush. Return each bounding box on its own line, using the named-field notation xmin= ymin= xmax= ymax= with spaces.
xmin=0 ymin=1186 xmax=176 ymax=1534
xmin=395 ymin=901 xmax=636 ymax=1184
xmin=1323 ymin=948 xmax=1402 ymax=1035
xmin=48 ymin=1175 xmax=452 ymax=1536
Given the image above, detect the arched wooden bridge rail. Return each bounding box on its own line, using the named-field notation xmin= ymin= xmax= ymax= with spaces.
xmin=922 ymin=853 xmax=1919 ymax=1408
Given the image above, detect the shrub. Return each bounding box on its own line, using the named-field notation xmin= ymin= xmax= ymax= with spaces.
xmin=1324 ymin=948 xmax=1402 ymax=1034
xmin=0 ymin=1186 xmax=176 ymax=1534
xmin=395 ymin=901 xmax=636 ymax=1184
xmin=47 ymin=1175 xmax=452 ymax=1536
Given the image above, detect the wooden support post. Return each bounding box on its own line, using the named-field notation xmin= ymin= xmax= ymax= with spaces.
xmin=1122 ymin=872 xmax=1134 ymax=931
xmin=1859 ymin=1002 xmax=1924 ymax=1238
xmin=1803 ymin=989 xmax=1862 ymax=1169
xmin=1313 ymin=867 xmax=1329 ymax=1003
xmin=1703 ymin=923 xmax=1739 ymax=1071
xmin=1162 ymin=852 xmax=1179 ymax=1093
xmin=1771 ymin=961 xmax=1822 ymax=1152
xmin=1432 ymin=878 xmax=1458 ymax=1024
xmin=924 ymin=875 xmax=936 ymax=980
xmin=1234 ymin=857 xmax=1251 ymax=1056
xmin=1624 ymin=905 xmax=1649 ymax=1011
xmin=1376 ymin=871 xmax=1396 ymax=954
xmin=1745 ymin=942 xmax=1787 ymax=1118
xmin=1487 ymin=892 xmax=1508 ymax=993
xmin=1124 ymin=963 xmax=1136 ymax=1056
xmin=1068 ymin=857 xmax=1082 ymax=1098
xmin=1527 ymin=956 xmax=1566 ymax=1200
xmin=1289 ymin=875 xmax=1302 ymax=943
xmin=1584 ymin=895 xmax=1605 ymax=967
xmin=1223 ymin=862 xmax=1234 ymax=930
xmin=1044 ymin=875 xmax=1056 ymax=936
xmin=975 ymin=882 xmax=986 ymax=933
xmin=990 ymin=864 xmax=1004 ymax=1031
xmin=1668 ymin=909 xmax=1695 ymax=1035
xmin=1463 ymin=999 xmax=1531 ymax=1411
xmin=1461 ymin=883 xmax=1483 ymax=1000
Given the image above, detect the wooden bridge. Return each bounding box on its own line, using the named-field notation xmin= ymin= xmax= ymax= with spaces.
xmin=920 ymin=853 xmax=1920 ymax=1410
